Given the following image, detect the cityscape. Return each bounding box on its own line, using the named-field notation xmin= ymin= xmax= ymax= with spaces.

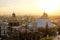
xmin=0 ymin=12 xmax=60 ymax=40
xmin=0 ymin=0 xmax=60 ymax=40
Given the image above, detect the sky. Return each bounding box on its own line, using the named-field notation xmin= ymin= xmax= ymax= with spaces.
xmin=0 ymin=0 xmax=60 ymax=16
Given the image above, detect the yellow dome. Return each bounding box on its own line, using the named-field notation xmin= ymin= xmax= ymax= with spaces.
xmin=9 ymin=17 xmax=18 ymax=22
xmin=9 ymin=12 xmax=18 ymax=22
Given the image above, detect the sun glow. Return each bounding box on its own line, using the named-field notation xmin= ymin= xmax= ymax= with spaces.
xmin=38 ymin=0 xmax=59 ymax=13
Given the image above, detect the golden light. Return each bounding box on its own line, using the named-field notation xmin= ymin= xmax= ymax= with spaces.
xmin=38 ymin=0 xmax=59 ymax=13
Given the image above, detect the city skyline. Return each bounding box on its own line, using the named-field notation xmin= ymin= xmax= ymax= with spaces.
xmin=0 ymin=0 xmax=60 ymax=16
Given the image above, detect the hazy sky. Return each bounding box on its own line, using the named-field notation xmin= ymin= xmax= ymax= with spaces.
xmin=0 ymin=0 xmax=60 ymax=16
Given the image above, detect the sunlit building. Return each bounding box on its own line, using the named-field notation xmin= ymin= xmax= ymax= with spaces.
xmin=29 ymin=12 xmax=56 ymax=29
xmin=8 ymin=12 xmax=19 ymax=27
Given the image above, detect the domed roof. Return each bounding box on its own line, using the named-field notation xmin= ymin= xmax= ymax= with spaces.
xmin=40 ymin=12 xmax=49 ymax=19
xmin=9 ymin=12 xmax=18 ymax=22
xmin=29 ymin=12 xmax=56 ymax=28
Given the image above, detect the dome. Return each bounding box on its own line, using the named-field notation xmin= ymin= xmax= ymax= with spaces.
xmin=8 ymin=12 xmax=19 ymax=26
xmin=9 ymin=17 xmax=18 ymax=22
xmin=40 ymin=12 xmax=49 ymax=19
xmin=9 ymin=12 xmax=18 ymax=22
xmin=29 ymin=12 xmax=56 ymax=28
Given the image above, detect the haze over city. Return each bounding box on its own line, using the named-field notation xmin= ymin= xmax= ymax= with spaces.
xmin=1 ymin=0 xmax=60 ymax=40
xmin=0 ymin=0 xmax=60 ymax=16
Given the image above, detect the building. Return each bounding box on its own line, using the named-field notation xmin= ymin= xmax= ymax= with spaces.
xmin=8 ymin=12 xmax=19 ymax=27
xmin=29 ymin=12 xmax=56 ymax=29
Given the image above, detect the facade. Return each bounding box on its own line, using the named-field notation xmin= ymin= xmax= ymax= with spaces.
xmin=0 ymin=20 xmax=8 ymax=36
